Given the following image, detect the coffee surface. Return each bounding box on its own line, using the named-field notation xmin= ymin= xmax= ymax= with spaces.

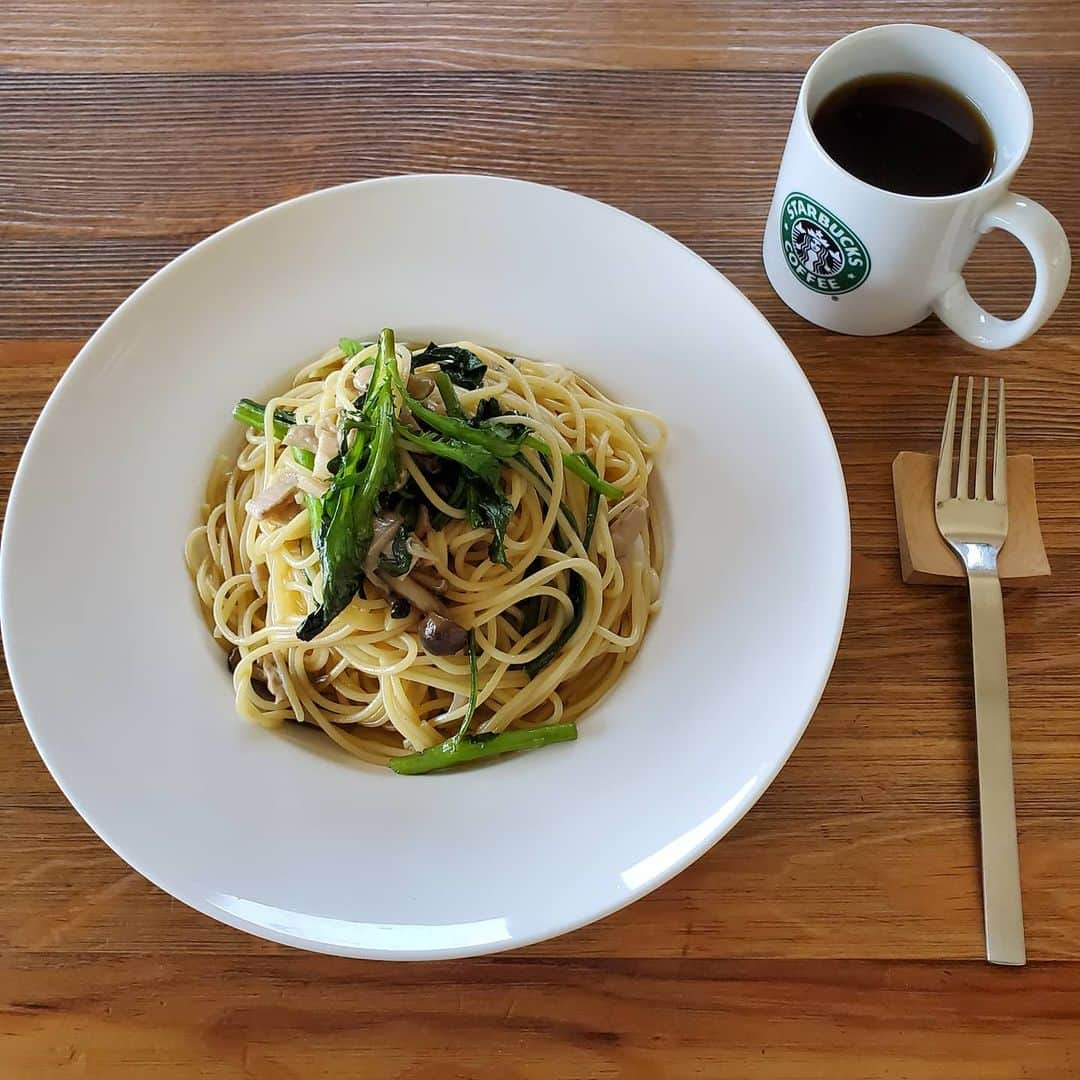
xmin=812 ymin=73 xmax=995 ymax=197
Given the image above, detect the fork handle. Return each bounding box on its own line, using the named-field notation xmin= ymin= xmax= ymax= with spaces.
xmin=967 ymin=569 xmax=1026 ymax=966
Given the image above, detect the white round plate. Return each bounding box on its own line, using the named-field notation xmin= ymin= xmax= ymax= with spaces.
xmin=1 ymin=175 xmax=848 ymax=959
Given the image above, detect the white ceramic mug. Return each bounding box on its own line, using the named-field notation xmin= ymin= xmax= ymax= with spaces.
xmin=763 ymin=24 xmax=1071 ymax=349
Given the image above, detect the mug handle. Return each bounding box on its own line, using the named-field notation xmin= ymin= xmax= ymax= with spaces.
xmin=932 ymin=193 xmax=1071 ymax=350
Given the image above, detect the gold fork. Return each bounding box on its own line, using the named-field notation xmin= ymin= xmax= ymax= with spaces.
xmin=934 ymin=376 xmax=1024 ymax=966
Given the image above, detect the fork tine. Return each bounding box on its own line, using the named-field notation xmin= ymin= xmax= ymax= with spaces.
xmin=936 ymin=376 xmax=959 ymax=504
xmin=975 ymin=377 xmax=990 ymax=500
xmin=957 ymin=376 xmax=974 ymax=499
xmin=994 ymin=379 xmax=1007 ymax=504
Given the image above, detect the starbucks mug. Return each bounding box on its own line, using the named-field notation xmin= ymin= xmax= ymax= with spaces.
xmin=763 ymin=24 xmax=1071 ymax=349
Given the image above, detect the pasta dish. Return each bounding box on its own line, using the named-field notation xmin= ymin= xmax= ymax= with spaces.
xmin=186 ymin=330 xmax=665 ymax=773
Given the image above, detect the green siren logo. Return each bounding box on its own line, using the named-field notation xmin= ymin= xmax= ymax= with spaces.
xmin=781 ymin=192 xmax=870 ymax=295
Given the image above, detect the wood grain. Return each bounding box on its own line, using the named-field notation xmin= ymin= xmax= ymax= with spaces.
xmin=0 ymin=68 xmax=1075 ymax=338
xmin=3 ymin=2 xmax=1080 ymax=1076
xmin=6 ymin=957 xmax=1080 ymax=1079
xmin=1 ymin=1 xmax=1078 ymax=73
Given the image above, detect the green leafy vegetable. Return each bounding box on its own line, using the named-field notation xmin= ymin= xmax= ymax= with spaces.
xmin=297 ymin=328 xmax=400 ymax=642
xmin=515 ymin=457 xmax=580 ymax=537
xmin=516 ymin=559 xmax=544 ymax=637
xmin=339 ymin=337 xmax=368 ymax=358
xmin=522 ymin=455 xmax=601 ymax=678
xmin=434 ymin=371 xmax=467 ymax=420
xmin=411 ymin=343 xmax=487 ymax=390
xmin=404 ymin=389 xmax=622 ymax=501
xmin=414 ymin=390 xmax=517 ymax=564
xmin=379 ymin=525 xmax=413 ymax=577
xmin=515 ymin=437 xmax=623 ymax=501
xmin=472 ymin=398 xmax=501 ymax=423
xmin=560 ymin=449 xmax=623 ymax=501
xmin=390 ymin=631 xmax=578 ymax=774
xmin=233 ymin=399 xmax=314 ymax=472
xmin=479 ymin=414 xmax=530 ymax=443
xmin=576 ymin=453 xmax=602 ymax=549
xmin=405 ymin=433 xmax=510 ymax=564
xmin=388 ymin=723 xmax=578 ymax=775
xmin=473 ymin=397 xmax=530 ymax=444
xmin=465 ymin=476 xmax=513 ymax=567
xmin=401 ymin=387 xmax=527 ymax=459
xmin=427 ymin=465 xmax=468 ymax=530
xmin=525 ymin=573 xmax=584 ymax=678
xmin=403 ymin=361 xmax=622 ymax=505
xmin=459 ymin=630 xmax=479 ymax=737
xmin=304 ymin=492 xmax=321 ymax=539
xmin=510 ymin=426 xmax=623 ymax=501
xmin=395 ymin=425 xmax=503 ymax=487
xmin=233 ymin=399 xmax=296 ymax=442
xmin=378 ymin=496 xmax=419 ymax=578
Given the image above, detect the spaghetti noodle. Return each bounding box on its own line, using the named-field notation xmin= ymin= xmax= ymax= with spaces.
xmin=185 ymin=332 xmax=665 ymax=771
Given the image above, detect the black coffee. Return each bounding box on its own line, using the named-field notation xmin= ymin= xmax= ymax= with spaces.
xmin=811 ymin=73 xmax=995 ymax=197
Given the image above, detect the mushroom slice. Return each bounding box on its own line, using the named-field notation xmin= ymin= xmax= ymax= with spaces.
xmin=376 ymin=571 xmax=448 ymax=618
xmin=353 ymin=364 xmax=373 ymax=394
xmin=364 ymin=512 xmax=404 ymax=573
xmin=610 ymin=501 xmax=649 ymax=560
xmin=246 ymin=469 xmax=300 ymax=521
xmin=419 ymin=613 xmax=468 ymax=656
xmin=282 ymin=424 xmax=317 ymax=452
xmin=313 ymin=410 xmax=340 ymax=480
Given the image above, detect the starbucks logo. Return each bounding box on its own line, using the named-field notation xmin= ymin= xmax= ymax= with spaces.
xmin=791 ymin=219 xmax=844 ymax=277
xmin=780 ymin=192 xmax=870 ymax=295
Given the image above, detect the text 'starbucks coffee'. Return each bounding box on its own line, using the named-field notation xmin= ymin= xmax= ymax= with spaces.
xmin=780 ymin=193 xmax=870 ymax=295
xmin=762 ymin=25 xmax=1070 ymax=349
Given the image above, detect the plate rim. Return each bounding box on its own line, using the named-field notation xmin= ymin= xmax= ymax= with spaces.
xmin=0 ymin=173 xmax=850 ymax=959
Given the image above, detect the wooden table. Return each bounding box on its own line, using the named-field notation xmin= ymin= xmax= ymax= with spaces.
xmin=3 ymin=4 xmax=1078 ymax=1076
